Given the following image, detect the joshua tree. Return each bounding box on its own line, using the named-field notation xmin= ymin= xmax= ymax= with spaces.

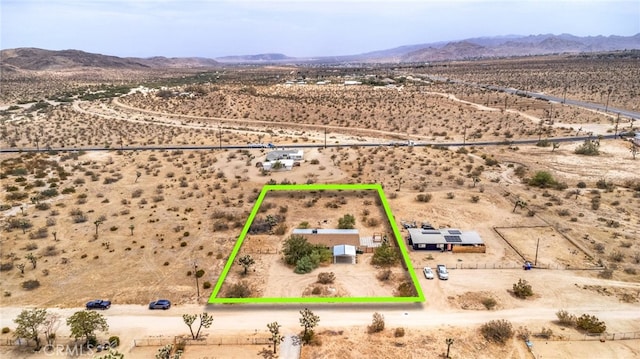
xmin=631 ymin=143 xmax=638 ymax=160
xmin=238 ymin=254 xmax=255 ymax=275
xmin=25 ymin=253 xmax=37 ymax=269
xmin=552 ymin=142 xmax=560 ymax=152
xmin=52 ymin=231 xmax=57 ymax=241
xmin=445 ymin=338 xmax=454 ymax=358
xmin=299 ymin=308 xmax=320 ymax=344
xmin=129 ymin=224 xmax=135 ymax=236
xmin=267 ymin=322 xmax=284 ymax=354
xmin=135 ymin=171 xmax=141 ymax=183
xmin=17 ymin=263 xmax=25 ymax=274
xmin=513 ymin=199 xmax=527 ymax=213
xmin=94 ymin=220 xmax=103 ymax=237
xmin=182 ymin=313 xmax=214 ymax=340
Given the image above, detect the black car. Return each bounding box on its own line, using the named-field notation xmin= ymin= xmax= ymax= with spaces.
xmin=148 ymin=299 xmax=171 ymax=310
xmin=86 ymin=299 xmax=111 ymax=310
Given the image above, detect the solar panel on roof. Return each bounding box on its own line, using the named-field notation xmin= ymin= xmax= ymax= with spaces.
xmin=444 ymin=235 xmax=462 ymax=243
xmin=448 ymin=230 xmax=462 ymax=235
xmin=422 ymin=230 xmax=440 ymax=234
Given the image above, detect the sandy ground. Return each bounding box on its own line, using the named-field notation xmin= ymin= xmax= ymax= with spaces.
xmin=1 ymin=73 xmax=639 ymax=358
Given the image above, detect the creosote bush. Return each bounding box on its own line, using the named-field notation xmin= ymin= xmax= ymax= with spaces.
xmin=480 ymin=319 xmax=514 ymax=344
xmin=512 ymin=279 xmax=533 ymax=298
xmin=317 ymin=272 xmax=335 ymax=284
xmin=226 ymin=281 xmax=252 ymax=298
xmin=556 ymin=309 xmax=577 ymax=326
xmin=367 ymin=312 xmax=385 ymax=333
xmin=576 ymin=314 xmax=606 ymax=334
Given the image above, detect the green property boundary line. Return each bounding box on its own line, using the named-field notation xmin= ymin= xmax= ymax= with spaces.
xmin=207 ymin=183 xmax=425 ymax=304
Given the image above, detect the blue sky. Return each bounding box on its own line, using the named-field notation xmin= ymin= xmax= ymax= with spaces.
xmin=1 ymin=0 xmax=638 ymax=58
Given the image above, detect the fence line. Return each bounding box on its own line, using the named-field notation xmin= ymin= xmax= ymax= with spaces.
xmin=414 ymin=262 xmax=604 ymax=271
xmin=133 ymin=335 xmax=271 ymax=347
xmin=533 ymin=331 xmax=640 ymax=342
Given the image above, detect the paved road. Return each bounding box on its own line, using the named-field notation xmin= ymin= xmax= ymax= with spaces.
xmin=429 ymin=75 xmax=640 ymax=121
xmin=0 ymin=134 xmax=620 ymax=154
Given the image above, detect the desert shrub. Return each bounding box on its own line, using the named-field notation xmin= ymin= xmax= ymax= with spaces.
xmin=366 ymin=217 xmax=380 ymax=227
xmin=317 ymin=272 xmax=335 ymax=284
xmin=598 ymin=269 xmax=614 ymax=279
xmin=195 ymin=269 xmax=205 ymax=278
xmin=311 ymin=286 xmax=322 ymax=295
xmin=203 ymin=281 xmax=212 ymax=289
xmin=625 ymin=267 xmax=638 ymax=275
xmin=108 ymin=336 xmax=120 ymax=347
xmin=576 ymin=314 xmax=606 ymax=334
xmin=395 ymin=281 xmax=417 ymax=297
xmin=2 ymin=327 xmax=10 ymax=334
xmin=394 ymin=328 xmax=405 ymax=338
xmin=337 ymin=214 xmax=356 ymax=229
xmin=416 ymin=193 xmax=432 ymax=203
xmin=556 ymin=309 xmax=577 ymax=326
xmin=22 ymin=280 xmax=40 ymax=290
xmin=274 ymin=223 xmax=288 ymax=235
xmin=609 ymin=250 xmax=624 ymax=262
xmin=513 ymin=279 xmax=533 ymax=298
xmin=577 ymin=181 xmax=587 ymax=188
xmin=371 ymin=242 xmax=398 ymax=266
xmin=295 ymin=254 xmax=320 ymax=274
xmin=529 ymin=171 xmax=556 ymax=188
xmin=482 ymin=297 xmax=497 ymax=310
xmin=376 ymin=269 xmax=392 ymax=281
xmin=226 ymin=281 xmax=252 ymax=298
xmin=0 ymin=262 xmax=14 ymax=271
xmin=470 ymin=195 xmax=480 ymax=203
xmin=575 ymin=140 xmax=600 ymax=156
xmin=28 ymin=227 xmax=48 ymax=239
xmin=367 ymin=312 xmax=385 ymax=333
xmin=35 ymin=202 xmax=51 ymax=211
xmin=540 ymin=327 xmax=554 ymax=339
xmin=213 ymin=221 xmax=229 ymax=231
xmin=480 ymin=319 xmax=514 ymax=344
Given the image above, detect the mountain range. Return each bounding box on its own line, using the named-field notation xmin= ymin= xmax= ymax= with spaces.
xmin=2 ymin=33 xmax=639 ymax=71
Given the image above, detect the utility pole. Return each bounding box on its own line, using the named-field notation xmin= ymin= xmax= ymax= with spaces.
xmin=562 ymin=86 xmax=567 ymax=104
xmin=324 ymin=128 xmax=327 ymax=149
xmin=218 ymin=124 xmax=222 ymax=149
xmin=605 ymin=87 xmax=612 ymax=113
xmin=194 ymin=261 xmax=200 ymax=300
xmin=614 ymin=113 xmax=620 ymax=139
xmin=534 ymin=238 xmax=540 ymax=266
xmin=463 ymin=126 xmax=467 ymax=145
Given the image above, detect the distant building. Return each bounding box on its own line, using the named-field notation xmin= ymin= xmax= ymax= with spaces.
xmin=265 ymin=149 xmax=304 ymax=162
xmin=407 ymin=228 xmax=485 ymax=253
xmin=344 ymin=80 xmax=362 ymax=85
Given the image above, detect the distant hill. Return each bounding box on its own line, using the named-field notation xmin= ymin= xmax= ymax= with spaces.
xmin=3 ymin=33 xmax=639 ymax=70
xmin=398 ymin=33 xmax=640 ymax=62
xmin=215 ymin=53 xmax=293 ymax=63
xmin=0 ymin=48 xmax=218 ymax=72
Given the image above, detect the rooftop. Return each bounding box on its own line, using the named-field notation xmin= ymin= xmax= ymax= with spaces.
xmin=408 ymin=228 xmax=484 ymax=245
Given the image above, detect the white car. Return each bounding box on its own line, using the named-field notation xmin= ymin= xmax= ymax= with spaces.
xmin=423 ymin=267 xmax=434 ymax=279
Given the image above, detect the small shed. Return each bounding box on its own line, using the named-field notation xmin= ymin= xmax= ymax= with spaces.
xmin=333 ymin=245 xmax=356 ymax=264
xmin=262 ymin=159 xmax=294 ymax=171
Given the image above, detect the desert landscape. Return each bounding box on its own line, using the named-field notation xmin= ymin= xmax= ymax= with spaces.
xmin=1 ymin=47 xmax=639 ymax=359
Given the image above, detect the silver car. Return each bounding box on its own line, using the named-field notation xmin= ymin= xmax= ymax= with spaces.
xmin=423 ymin=267 xmax=434 ymax=279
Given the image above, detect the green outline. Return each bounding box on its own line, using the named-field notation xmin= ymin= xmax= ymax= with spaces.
xmin=207 ymin=183 xmax=425 ymax=304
